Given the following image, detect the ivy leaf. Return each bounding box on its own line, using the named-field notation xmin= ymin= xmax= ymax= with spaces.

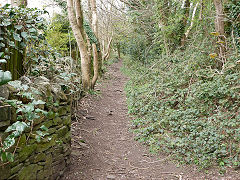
xmin=1 ymin=152 xmax=7 ymax=162
xmin=5 ymin=47 xmax=9 ymax=53
xmin=29 ymin=28 xmax=37 ymax=33
xmin=13 ymin=33 xmax=22 ymax=41
xmin=32 ymin=100 xmax=45 ymax=105
xmin=0 ymin=52 xmax=4 ymax=58
xmin=0 ymin=42 xmax=5 ymax=48
xmin=36 ymin=130 xmax=45 ymax=137
xmin=17 ymin=115 xmax=23 ymax=120
xmin=21 ymin=92 xmax=33 ymax=99
xmin=8 ymin=80 xmax=22 ymax=90
xmin=40 ymin=125 xmax=48 ymax=131
xmin=35 ymin=108 xmax=48 ymax=116
xmin=5 ymin=99 xmax=20 ymax=108
xmin=5 ymin=121 xmax=28 ymax=133
xmin=24 ymin=103 xmax=35 ymax=112
xmin=35 ymin=135 xmax=41 ymax=143
xmin=21 ymin=32 xmax=28 ymax=39
xmin=3 ymin=137 xmax=15 ymax=149
xmin=14 ymin=25 xmax=23 ymax=30
xmin=20 ymin=42 xmax=27 ymax=48
xmin=0 ymin=59 xmax=7 ymax=63
xmin=2 ymin=20 xmax=11 ymax=26
xmin=0 ymin=70 xmax=12 ymax=86
xmin=8 ymin=41 xmax=15 ymax=47
xmin=6 ymin=152 xmax=14 ymax=162
xmin=4 ymin=55 xmax=10 ymax=60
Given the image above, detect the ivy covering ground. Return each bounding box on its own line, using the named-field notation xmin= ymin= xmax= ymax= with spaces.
xmin=123 ymin=45 xmax=240 ymax=170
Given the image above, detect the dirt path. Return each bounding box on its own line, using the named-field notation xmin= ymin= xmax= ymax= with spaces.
xmin=61 ymin=60 xmax=239 ymax=180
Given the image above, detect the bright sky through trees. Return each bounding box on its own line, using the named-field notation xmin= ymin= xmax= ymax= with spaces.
xmin=0 ymin=0 xmax=61 ymax=18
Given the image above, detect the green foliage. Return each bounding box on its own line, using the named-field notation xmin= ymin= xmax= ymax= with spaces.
xmin=46 ymin=14 xmax=72 ymax=56
xmin=0 ymin=70 xmax=12 ymax=86
xmin=83 ymin=21 xmax=100 ymax=51
xmin=0 ymin=81 xmax=49 ymax=163
xmin=124 ymin=42 xmax=240 ymax=169
xmin=0 ymin=4 xmax=49 ymax=80
xmin=225 ymin=1 xmax=240 ymax=52
xmin=122 ymin=0 xmax=240 ymax=169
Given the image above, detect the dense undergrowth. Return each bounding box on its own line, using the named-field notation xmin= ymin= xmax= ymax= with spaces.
xmin=123 ymin=43 xmax=240 ymax=170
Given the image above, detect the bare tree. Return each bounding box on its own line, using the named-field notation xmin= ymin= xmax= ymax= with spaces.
xmin=213 ymin=0 xmax=226 ymax=69
xmin=67 ymin=0 xmax=91 ymax=90
xmin=89 ymin=0 xmax=99 ymax=88
xmin=213 ymin=0 xmax=225 ymax=36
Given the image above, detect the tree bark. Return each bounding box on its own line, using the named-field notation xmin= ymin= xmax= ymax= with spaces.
xmin=90 ymin=0 xmax=102 ymax=88
xmin=213 ymin=0 xmax=225 ymax=36
xmin=103 ymin=36 xmax=112 ymax=62
xmin=213 ymin=0 xmax=226 ymax=70
xmin=180 ymin=0 xmax=190 ymax=46
xmin=117 ymin=43 xmax=121 ymax=59
xmin=67 ymin=0 xmax=91 ymax=90
xmin=184 ymin=3 xmax=199 ymax=39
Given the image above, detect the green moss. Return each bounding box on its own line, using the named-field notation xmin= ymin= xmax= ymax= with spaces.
xmin=10 ymin=163 xmax=23 ymax=175
xmin=18 ymin=164 xmax=42 ymax=180
xmin=53 ymin=117 xmax=62 ymax=125
xmin=62 ymin=115 xmax=71 ymax=126
xmin=36 ymin=134 xmax=57 ymax=152
xmin=19 ymin=144 xmax=37 ymax=162
xmin=33 ymin=153 xmax=47 ymax=163
xmin=57 ymin=107 xmax=67 ymax=116
xmin=18 ymin=134 xmax=26 ymax=148
xmin=0 ymin=164 xmax=11 ymax=179
xmin=56 ymin=126 xmax=69 ymax=138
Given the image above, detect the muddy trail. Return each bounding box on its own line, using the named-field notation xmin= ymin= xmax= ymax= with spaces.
xmin=61 ymin=60 xmax=239 ymax=180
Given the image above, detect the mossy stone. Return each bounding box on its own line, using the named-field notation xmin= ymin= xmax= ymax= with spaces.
xmin=57 ymin=107 xmax=67 ymax=116
xmin=34 ymin=114 xmax=45 ymax=125
xmin=19 ymin=144 xmax=37 ymax=162
xmin=62 ymin=132 xmax=71 ymax=144
xmin=18 ymin=134 xmax=26 ymax=148
xmin=47 ymin=127 xmax=58 ymax=135
xmin=0 ymin=105 xmax=11 ymax=122
xmin=42 ymin=120 xmax=54 ymax=128
xmin=18 ymin=164 xmax=42 ymax=180
xmin=0 ymin=120 xmax=10 ymax=129
xmin=33 ymin=153 xmax=47 ymax=163
xmin=62 ymin=115 xmax=71 ymax=126
xmin=45 ymin=154 xmax=53 ymax=168
xmin=36 ymin=134 xmax=57 ymax=152
xmin=0 ymin=164 xmax=11 ymax=180
xmin=47 ymin=111 xmax=58 ymax=120
xmin=8 ymin=173 xmax=18 ymax=180
xmin=53 ymin=117 xmax=62 ymax=125
xmin=37 ymin=170 xmax=49 ymax=180
xmin=56 ymin=126 xmax=69 ymax=138
xmin=10 ymin=163 xmax=23 ymax=175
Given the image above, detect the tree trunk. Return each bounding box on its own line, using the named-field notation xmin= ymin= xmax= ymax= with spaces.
xmin=213 ymin=0 xmax=226 ymax=70
xmin=184 ymin=3 xmax=199 ymax=39
xmin=90 ymin=0 xmax=102 ymax=88
xmin=103 ymin=36 xmax=112 ymax=62
xmin=117 ymin=43 xmax=121 ymax=59
xmin=180 ymin=0 xmax=190 ymax=46
xmin=67 ymin=0 xmax=91 ymax=90
xmin=213 ymin=0 xmax=225 ymax=36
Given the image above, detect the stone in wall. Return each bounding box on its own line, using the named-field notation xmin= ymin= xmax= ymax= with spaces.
xmin=0 ymin=79 xmax=74 ymax=180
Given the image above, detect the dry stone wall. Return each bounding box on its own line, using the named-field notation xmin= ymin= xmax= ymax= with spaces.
xmin=0 ymin=79 xmax=72 ymax=180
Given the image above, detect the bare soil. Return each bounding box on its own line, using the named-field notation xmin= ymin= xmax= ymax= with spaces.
xmin=61 ymin=60 xmax=240 ymax=180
